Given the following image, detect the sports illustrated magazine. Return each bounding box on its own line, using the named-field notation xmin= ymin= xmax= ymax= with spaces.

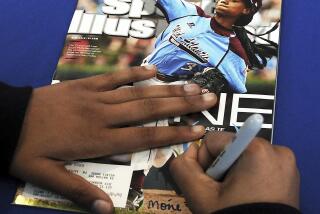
xmin=14 ymin=0 xmax=282 ymax=213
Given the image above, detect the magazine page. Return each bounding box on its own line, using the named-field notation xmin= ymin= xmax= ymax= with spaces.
xmin=14 ymin=0 xmax=282 ymax=213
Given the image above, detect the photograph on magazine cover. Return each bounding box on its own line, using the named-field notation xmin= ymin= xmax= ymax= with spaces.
xmin=14 ymin=0 xmax=282 ymax=213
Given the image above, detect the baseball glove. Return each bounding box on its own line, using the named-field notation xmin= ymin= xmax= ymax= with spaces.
xmin=191 ymin=67 xmax=231 ymax=94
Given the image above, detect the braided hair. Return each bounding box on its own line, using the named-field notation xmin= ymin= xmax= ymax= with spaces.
xmin=232 ymin=0 xmax=279 ymax=69
xmin=233 ymin=23 xmax=279 ymax=69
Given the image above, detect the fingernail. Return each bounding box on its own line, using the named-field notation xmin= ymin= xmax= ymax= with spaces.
xmin=184 ymin=84 xmax=199 ymax=93
xmin=192 ymin=125 xmax=205 ymax=133
xmin=202 ymin=93 xmax=216 ymax=102
xmin=143 ymin=64 xmax=157 ymax=71
xmin=92 ymin=200 xmax=114 ymax=214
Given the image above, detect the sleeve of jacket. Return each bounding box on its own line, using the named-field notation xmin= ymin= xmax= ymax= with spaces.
xmin=156 ymin=0 xmax=198 ymax=22
xmin=212 ymin=203 xmax=301 ymax=214
xmin=0 ymin=82 xmax=32 ymax=175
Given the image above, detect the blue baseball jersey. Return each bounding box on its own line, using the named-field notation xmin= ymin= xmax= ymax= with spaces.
xmin=145 ymin=0 xmax=250 ymax=93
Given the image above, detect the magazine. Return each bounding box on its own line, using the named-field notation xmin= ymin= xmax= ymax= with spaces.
xmin=14 ymin=0 xmax=282 ymax=213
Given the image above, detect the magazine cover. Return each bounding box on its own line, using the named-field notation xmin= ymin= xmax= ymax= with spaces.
xmin=14 ymin=0 xmax=282 ymax=213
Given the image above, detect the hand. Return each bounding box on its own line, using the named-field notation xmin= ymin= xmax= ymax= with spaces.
xmin=170 ymin=132 xmax=300 ymax=214
xmin=9 ymin=66 xmax=217 ymax=214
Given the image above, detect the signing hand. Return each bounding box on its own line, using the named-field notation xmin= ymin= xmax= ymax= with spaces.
xmin=170 ymin=132 xmax=300 ymax=214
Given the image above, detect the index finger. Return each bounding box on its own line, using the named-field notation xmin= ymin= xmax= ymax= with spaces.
xmin=81 ymin=65 xmax=157 ymax=91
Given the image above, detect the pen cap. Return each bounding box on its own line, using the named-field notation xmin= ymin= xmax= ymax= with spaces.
xmin=238 ymin=114 xmax=264 ymax=135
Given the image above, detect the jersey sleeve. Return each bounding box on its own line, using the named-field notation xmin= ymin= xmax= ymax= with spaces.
xmin=156 ymin=0 xmax=198 ymax=22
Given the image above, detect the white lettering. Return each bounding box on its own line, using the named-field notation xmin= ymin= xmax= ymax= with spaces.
xmin=78 ymin=13 xmax=95 ymax=34
xmin=230 ymin=94 xmax=274 ymax=129
xmin=102 ymin=0 xmax=131 ymax=15
xmin=129 ymin=0 xmax=144 ymax=18
xmin=68 ymin=10 xmax=84 ymax=33
xmin=201 ymin=93 xmax=227 ymax=125
xmin=91 ymin=15 xmax=107 ymax=34
xmin=130 ymin=20 xmax=156 ymax=38
xmin=104 ymin=18 xmax=132 ymax=37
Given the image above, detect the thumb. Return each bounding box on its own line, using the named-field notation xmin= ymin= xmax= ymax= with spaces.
xmin=170 ymin=143 xmax=222 ymax=213
xmin=25 ymin=159 xmax=114 ymax=214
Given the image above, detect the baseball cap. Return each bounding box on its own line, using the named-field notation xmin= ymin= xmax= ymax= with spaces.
xmin=235 ymin=0 xmax=262 ymax=26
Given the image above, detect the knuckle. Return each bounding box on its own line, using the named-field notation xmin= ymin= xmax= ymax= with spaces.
xmin=142 ymin=98 xmax=158 ymax=117
xmin=245 ymin=138 xmax=271 ymax=159
xmin=182 ymin=96 xmax=198 ymax=109
xmin=140 ymin=128 xmax=156 ymax=148
xmin=169 ymin=85 xmax=184 ymax=96
xmin=278 ymin=146 xmax=297 ymax=166
xmin=128 ymin=86 xmax=142 ymax=99
xmin=129 ymin=67 xmax=144 ymax=81
xmin=130 ymin=66 xmax=142 ymax=73
xmin=275 ymin=146 xmax=299 ymax=179
xmin=168 ymin=125 xmax=182 ymax=135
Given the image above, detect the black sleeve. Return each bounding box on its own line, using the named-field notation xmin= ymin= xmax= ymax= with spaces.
xmin=0 ymin=82 xmax=33 ymax=175
xmin=212 ymin=203 xmax=301 ymax=214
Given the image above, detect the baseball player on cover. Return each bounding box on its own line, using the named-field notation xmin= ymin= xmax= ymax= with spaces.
xmin=128 ymin=0 xmax=267 ymax=209
xmin=138 ymin=0 xmax=264 ymax=94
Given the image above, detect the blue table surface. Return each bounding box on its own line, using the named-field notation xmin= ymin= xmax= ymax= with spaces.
xmin=1 ymin=0 xmax=320 ymax=213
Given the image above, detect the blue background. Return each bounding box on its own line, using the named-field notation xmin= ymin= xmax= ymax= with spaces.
xmin=1 ymin=0 xmax=319 ymax=213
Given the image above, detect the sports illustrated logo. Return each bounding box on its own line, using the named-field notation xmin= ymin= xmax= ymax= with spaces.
xmin=169 ymin=25 xmax=209 ymax=63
